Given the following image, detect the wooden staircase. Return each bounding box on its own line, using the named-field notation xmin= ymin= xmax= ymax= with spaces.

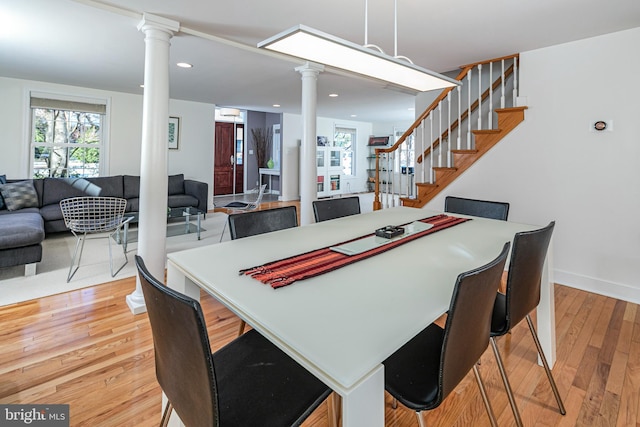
xmin=373 ymin=54 xmax=526 ymax=211
xmin=401 ymin=106 xmax=526 ymax=208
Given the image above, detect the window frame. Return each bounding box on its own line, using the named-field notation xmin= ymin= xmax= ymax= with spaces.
xmin=28 ymin=91 xmax=110 ymax=179
xmin=333 ymin=125 xmax=356 ymax=176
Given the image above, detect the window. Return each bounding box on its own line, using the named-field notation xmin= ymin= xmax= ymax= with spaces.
xmin=333 ymin=126 xmax=356 ymax=176
xmin=30 ymin=95 xmax=106 ymax=178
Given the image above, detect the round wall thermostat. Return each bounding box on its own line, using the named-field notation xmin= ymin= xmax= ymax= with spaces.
xmin=594 ymin=121 xmax=607 ymax=131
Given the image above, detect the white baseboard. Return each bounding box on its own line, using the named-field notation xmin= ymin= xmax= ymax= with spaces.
xmin=554 ymin=269 xmax=640 ymax=305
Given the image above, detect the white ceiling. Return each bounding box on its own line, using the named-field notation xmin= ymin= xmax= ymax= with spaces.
xmin=1 ymin=0 xmax=639 ymax=123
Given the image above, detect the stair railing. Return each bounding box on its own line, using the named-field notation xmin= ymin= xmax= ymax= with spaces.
xmin=373 ymin=54 xmax=520 ymax=210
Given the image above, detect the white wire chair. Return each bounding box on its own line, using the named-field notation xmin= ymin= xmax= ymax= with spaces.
xmin=218 ymin=184 xmax=267 ymax=241
xmin=59 ymin=197 xmax=132 ymax=282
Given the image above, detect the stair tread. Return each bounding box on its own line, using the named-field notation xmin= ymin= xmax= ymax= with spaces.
xmin=473 ymin=129 xmax=501 ymax=134
xmin=495 ymin=106 xmax=528 ymax=112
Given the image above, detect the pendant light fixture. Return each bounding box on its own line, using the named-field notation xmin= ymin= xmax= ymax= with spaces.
xmin=258 ymin=1 xmax=458 ymax=92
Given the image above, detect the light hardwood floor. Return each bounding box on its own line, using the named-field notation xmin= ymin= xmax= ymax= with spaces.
xmin=1 ymin=277 xmax=639 ymax=426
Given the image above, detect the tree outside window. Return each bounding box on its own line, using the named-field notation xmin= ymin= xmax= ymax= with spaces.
xmin=31 ymin=104 xmax=104 ymax=178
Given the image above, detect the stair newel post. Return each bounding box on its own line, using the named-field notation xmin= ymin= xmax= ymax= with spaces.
xmin=373 ymin=148 xmax=382 ymax=210
xmin=467 ymin=72 xmax=472 ymax=149
xmin=477 ymin=63 xmax=483 ymax=130
xmin=438 ymin=103 xmax=443 ymax=168
xmin=500 ymin=59 xmax=506 ymax=109
xmin=513 ymin=56 xmax=518 ymax=106
xmin=447 ymin=92 xmax=452 ymax=167
xmin=406 ymin=132 xmax=413 ymax=198
xmin=429 ymin=114 xmax=434 ymax=184
xmin=488 ymin=61 xmax=493 ymax=129
xmin=386 ymin=152 xmax=393 ymax=208
xmin=457 ymin=86 xmax=462 ymax=150
xmin=420 ymin=120 xmax=426 ymax=185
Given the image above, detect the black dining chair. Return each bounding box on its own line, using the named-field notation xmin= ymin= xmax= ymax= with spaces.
xmin=383 ymin=242 xmax=511 ymax=427
xmin=444 ymin=195 xmax=510 ymax=221
xmin=135 ymin=255 xmax=333 ymax=427
xmin=489 ymin=221 xmax=565 ymax=427
xmin=228 ymin=205 xmax=298 ymax=335
xmin=312 ymin=196 xmax=361 ymax=222
xmin=228 ymin=205 xmax=298 ymax=240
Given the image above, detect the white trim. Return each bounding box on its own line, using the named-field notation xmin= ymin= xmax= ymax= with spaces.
xmin=29 ymin=90 xmax=108 ymax=107
xmin=21 ymin=88 xmax=31 ymax=177
xmin=333 ymin=123 xmax=356 ymax=176
xmin=554 ymin=269 xmax=640 ymax=305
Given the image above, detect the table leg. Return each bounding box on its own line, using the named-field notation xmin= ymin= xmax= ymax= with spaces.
xmin=123 ymin=222 xmax=129 ymax=253
xmin=340 ymin=365 xmax=385 ymax=427
xmin=184 ymin=212 xmax=190 ymax=234
xmin=197 ymin=213 xmax=201 ymax=240
xmin=536 ymin=241 xmax=556 ymax=367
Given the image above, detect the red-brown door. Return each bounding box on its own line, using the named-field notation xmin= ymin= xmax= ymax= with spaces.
xmin=214 ymin=122 xmax=244 ymax=195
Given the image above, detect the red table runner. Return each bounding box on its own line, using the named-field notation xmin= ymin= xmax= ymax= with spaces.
xmin=240 ymin=214 xmax=470 ymax=289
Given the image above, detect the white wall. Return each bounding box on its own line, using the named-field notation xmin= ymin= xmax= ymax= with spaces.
xmin=424 ymin=27 xmax=640 ymax=303
xmin=0 ymin=77 xmax=215 ymax=209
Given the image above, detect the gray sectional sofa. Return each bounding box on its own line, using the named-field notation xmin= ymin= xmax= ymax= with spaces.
xmin=0 ymin=174 xmax=208 ymax=275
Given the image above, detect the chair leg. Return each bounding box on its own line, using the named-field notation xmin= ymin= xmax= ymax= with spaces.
xmin=237 ymin=320 xmax=246 ymax=336
xmin=472 ymin=364 xmax=499 ymax=427
xmin=416 ymin=411 xmax=427 ymax=427
xmin=220 ymin=220 xmax=228 ymax=242
xmin=159 ymin=401 xmax=173 ymax=427
xmin=67 ymin=232 xmax=87 ymax=282
xmin=526 ymin=314 xmax=567 ymax=415
xmin=108 ymin=231 xmax=129 ymax=277
xmin=391 ymin=397 xmax=398 ymax=409
xmin=490 ymin=337 xmax=523 ymax=427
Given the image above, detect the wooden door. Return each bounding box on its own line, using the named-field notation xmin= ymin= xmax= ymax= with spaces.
xmin=214 ymin=122 xmax=244 ymax=195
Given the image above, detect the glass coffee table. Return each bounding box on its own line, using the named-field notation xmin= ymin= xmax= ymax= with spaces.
xmin=116 ymin=206 xmax=204 ymax=252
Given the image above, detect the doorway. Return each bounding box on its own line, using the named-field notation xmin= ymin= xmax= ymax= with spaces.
xmin=214 ymin=121 xmax=244 ymax=195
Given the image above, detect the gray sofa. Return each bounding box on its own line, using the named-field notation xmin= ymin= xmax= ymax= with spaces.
xmin=0 ymin=174 xmax=208 ymax=274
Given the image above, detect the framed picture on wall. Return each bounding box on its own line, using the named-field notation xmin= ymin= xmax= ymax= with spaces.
xmin=168 ymin=116 xmax=180 ymax=150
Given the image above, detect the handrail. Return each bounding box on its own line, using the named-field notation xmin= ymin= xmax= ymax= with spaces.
xmin=373 ymin=54 xmax=519 ymax=211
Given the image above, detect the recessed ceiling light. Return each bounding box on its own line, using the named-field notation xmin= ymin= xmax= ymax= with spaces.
xmin=350 ymin=114 xmax=357 ymax=118
xmin=273 ymin=104 xmax=281 ymax=108
xmin=176 ymin=62 xmax=193 ymax=68
xmin=329 ymin=93 xmax=339 ymax=97
xmin=139 ymin=84 xmax=144 ymax=88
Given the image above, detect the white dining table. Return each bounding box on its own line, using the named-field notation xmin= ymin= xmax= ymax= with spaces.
xmin=165 ymin=206 xmax=556 ymax=427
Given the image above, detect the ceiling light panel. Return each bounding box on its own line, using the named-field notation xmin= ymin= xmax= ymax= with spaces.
xmin=259 ymin=25 xmax=458 ymax=92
